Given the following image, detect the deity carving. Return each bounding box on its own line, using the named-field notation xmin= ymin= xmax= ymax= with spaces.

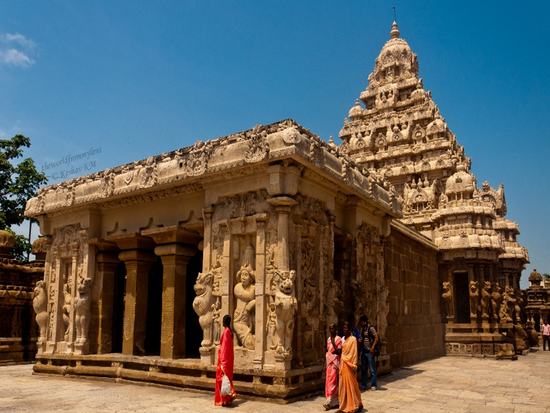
xmin=233 ymin=262 xmax=256 ymax=349
xmin=491 ymin=282 xmax=502 ymax=322
xmin=272 ymin=270 xmax=297 ymax=355
xmin=468 ymin=280 xmax=479 ymax=319
xmin=212 ymin=299 xmax=221 ymax=345
xmin=325 ymin=279 xmax=344 ymax=328
xmin=266 ymin=303 xmax=278 ymax=350
xmin=62 ymin=277 xmax=72 ymax=342
xmin=442 ymin=281 xmax=454 ymax=318
xmin=245 ymin=128 xmax=269 ymax=163
xmin=33 ymin=280 xmax=48 ymax=343
xmin=74 ymin=278 xmax=92 ymax=345
xmin=192 ymin=270 xmax=215 ymax=348
xmin=480 ymin=281 xmax=491 ymax=319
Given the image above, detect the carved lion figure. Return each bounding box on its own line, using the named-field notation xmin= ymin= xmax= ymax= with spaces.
xmin=192 ymin=270 xmax=215 ymax=348
xmin=491 ymin=282 xmax=502 ymax=321
xmin=468 ymin=280 xmax=479 ymax=320
xmin=442 ymin=281 xmax=454 ymax=318
xmin=480 ymin=281 xmax=491 ymax=318
xmin=74 ymin=278 xmax=92 ymax=345
xmin=33 ymin=280 xmax=48 ymax=343
xmin=273 ymin=270 xmax=297 ymax=354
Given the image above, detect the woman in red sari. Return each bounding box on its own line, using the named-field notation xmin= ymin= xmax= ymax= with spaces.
xmin=324 ymin=323 xmax=342 ymax=410
xmin=215 ymin=315 xmax=237 ymax=406
xmin=338 ymin=322 xmax=363 ymax=413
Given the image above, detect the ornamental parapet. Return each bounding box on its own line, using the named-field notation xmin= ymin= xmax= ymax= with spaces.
xmin=25 ymin=119 xmax=402 ymax=220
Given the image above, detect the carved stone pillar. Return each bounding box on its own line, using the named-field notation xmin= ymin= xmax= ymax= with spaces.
xmin=94 ymin=251 xmax=120 ymax=354
xmin=155 ymin=243 xmax=196 ymax=359
xmin=118 ymin=249 xmax=157 ymax=356
xmin=202 ymin=207 xmax=214 ymax=271
xmin=254 ymin=216 xmax=267 ymax=369
xmin=268 ymin=196 xmax=297 ymax=271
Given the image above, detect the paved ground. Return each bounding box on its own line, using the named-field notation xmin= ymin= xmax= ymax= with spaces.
xmin=1 ymin=348 xmax=550 ymax=413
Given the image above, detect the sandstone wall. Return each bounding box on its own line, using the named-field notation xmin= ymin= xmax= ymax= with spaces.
xmin=384 ymin=223 xmax=444 ymax=367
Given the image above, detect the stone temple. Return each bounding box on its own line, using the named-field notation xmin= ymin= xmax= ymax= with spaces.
xmin=23 ymin=22 xmax=531 ymax=401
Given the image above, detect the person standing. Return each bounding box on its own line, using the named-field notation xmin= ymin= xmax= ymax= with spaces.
xmin=215 ymin=315 xmax=237 ymax=406
xmin=324 ymin=323 xmax=342 ymax=410
xmin=542 ymin=319 xmax=550 ymax=351
xmin=338 ymin=322 xmax=363 ymax=413
xmin=359 ymin=315 xmax=379 ymax=391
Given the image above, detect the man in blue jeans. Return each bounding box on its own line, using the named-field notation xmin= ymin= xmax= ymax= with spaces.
xmin=359 ymin=315 xmax=379 ymax=391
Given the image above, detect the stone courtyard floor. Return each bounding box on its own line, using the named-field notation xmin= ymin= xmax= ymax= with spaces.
xmin=1 ymin=348 xmax=550 ymax=413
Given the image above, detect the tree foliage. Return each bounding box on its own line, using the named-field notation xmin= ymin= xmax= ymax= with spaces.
xmin=0 ymin=134 xmax=47 ymax=259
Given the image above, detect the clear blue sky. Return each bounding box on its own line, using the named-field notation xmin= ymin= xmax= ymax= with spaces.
xmin=1 ymin=1 xmax=548 ymax=288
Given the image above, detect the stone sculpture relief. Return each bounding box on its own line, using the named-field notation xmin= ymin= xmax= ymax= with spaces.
xmin=325 ymin=279 xmax=344 ymax=328
xmin=193 ymin=270 xmax=215 ymax=348
xmin=33 ymin=280 xmax=48 ymax=343
xmin=468 ymin=280 xmax=479 ymax=319
xmin=233 ymin=262 xmax=256 ymax=349
xmin=491 ymin=282 xmax=502 ymax=322
xmin=442 ymin=281 xmax=454 ymax=318
xmin=480 ymin=281 xmax=491 ymax=319
xmin=74 ymin=278 xmax=92 ymax=345
xmin=62 ymin=277 xmax=72 ymax=342
xmin=272 ymin=270 xmax=297 ymax=356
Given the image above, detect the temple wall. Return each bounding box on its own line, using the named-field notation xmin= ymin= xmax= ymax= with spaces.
xmin=384 ymin=222 xmax=444 ymax=367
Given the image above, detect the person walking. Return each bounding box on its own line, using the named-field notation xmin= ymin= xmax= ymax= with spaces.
xmin=338 ymin=322 xmax=363 ymax=413
xmin=542 ymin=319 xmax=550 ymax=351
xmin=324 ymin=323 xmax=342 ymax=410
xmin=359 ymin=315 xmax=379 ymax=391
xmin=215 ymin=315 xmax=237 ymax=406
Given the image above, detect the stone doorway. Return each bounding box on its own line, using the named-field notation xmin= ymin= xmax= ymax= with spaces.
xmin=185 ymin=251 xmax=202 ymax=358
xmin=144 ymin=258 xmax=163 ymax=356
xmin=454 ymin=272 xmax=470 ymax=324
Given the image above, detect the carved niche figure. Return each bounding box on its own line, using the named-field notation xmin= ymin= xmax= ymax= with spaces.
xmin=233 ymin=264 xmax=256 ymax=349
xmin=266 ymin=303 xmax=278 ymax=350
xmin=480 ymin=281 xmax=491 ymax=319
xmin=514 ymin=289 xmax=524 ymax=324
xmin=491 ymin=282 xmax=502 ymax=322
xmin=499 ymin=286 xmax=515 ymax=323
xmin=74 ymin=278 xmax=92 ymax=345
xmin=193 ymin=270 xmax=215 ymax=348
xmin=442 ymin=281 xmax=454 ymax=319
xmin=273 ymin=270 xmax=298 ymax=355
xmin=33 ymin=280 xmax=48 ymax=343
xmin=212 ymin=299 xmax=222 ymax=346
xmin=468 ymin=280 xmax=479 ymax=320
xmin=325 ymin=279 xmax=344 ymax=328
xmin=62 ymin=278 xmax=72 ymax=342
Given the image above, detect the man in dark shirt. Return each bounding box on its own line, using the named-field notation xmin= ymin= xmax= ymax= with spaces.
xmin=359 ymin=315 xmax=379 ymax=391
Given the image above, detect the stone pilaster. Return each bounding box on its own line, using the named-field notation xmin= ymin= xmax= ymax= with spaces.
xmin=118 ymin=249 xmax=157 ymax=356
xmin=95 ymin=251 xmax=120 ymax=354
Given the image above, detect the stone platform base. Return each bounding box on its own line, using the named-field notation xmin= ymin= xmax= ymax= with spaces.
xmin=33 ymin=354 xmax=325 ymax=403
xmin=0 ymin=338 xmax=36 ymax=364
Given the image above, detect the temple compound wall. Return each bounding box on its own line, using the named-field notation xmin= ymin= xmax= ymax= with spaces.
xmin=384 ymin=221 xmax=443 ymax=367
xmin=0 ymin=231 xmax=44 ymax=363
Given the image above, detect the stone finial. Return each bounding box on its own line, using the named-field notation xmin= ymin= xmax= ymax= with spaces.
xmin=32 ymin=237 xmax=49 ymax=262
xmin=0 ymin=229 xmax=15 ymax=258
xmin=528 ymin=268 xmax=543 ymax=286
xmin=390 ymin=21 xmax=400 ymax=39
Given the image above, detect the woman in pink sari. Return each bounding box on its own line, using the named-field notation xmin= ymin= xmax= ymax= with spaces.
xmin=215 ymin=315 xmax=237 ymax=406
xmin=324 ymin=323 xmax=342 ymax=410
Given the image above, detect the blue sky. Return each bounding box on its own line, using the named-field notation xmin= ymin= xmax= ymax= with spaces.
xmin=1 ymin=1 xmax=548 ymax=288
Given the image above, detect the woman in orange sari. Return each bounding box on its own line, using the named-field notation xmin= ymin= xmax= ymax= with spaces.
xmin=215 ymin=315 xmax=237 ymax=406
xmin=338 ymin=322 xmax=363 ymax=413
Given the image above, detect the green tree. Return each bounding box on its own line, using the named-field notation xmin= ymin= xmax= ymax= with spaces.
xmin=0 ymin=134 xmax=47 ymax=260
